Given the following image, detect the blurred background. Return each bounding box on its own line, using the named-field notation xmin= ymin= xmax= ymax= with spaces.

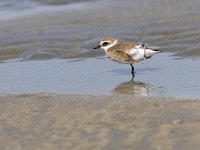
xmin=0 ymin=0 xmax=200 ymax=61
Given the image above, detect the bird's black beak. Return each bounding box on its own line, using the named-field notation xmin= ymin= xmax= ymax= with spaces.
xmin=93 ymin=45 xmax=101 ymax=49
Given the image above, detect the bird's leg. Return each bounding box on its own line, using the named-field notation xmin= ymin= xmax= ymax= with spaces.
xmin=130 ymin=64 xmax=134 ymax=74
xmin=130 ymin=64 xmax=135 ymax=80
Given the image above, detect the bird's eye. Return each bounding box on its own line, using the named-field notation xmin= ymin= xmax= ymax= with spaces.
xmin=102 ymin=42 xmax=109 ymax=46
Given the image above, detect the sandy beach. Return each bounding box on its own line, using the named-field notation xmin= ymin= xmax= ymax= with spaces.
xmin=0 ymin=93 xmax=200 ymax=150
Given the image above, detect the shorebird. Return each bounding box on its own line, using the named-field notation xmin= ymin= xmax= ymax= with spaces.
xmin=93 ymin=36 xmax=161 ymax=79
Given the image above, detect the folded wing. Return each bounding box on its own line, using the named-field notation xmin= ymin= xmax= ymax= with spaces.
xmin=106 ymin=49 xmax=140 ymax=64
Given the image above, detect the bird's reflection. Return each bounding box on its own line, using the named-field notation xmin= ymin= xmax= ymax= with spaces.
xmin=112 ymin=80 xmax=156 ymax=96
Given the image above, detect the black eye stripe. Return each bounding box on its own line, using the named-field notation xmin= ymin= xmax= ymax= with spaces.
xmin=102 ymin=42 xmax=109 ymax=46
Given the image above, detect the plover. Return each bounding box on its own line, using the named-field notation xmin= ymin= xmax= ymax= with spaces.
xmin=93 ymin=36 xmax=161 ymax=78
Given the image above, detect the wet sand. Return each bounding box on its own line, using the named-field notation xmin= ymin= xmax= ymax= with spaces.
xmin=0 ymin=93 xmax=200 ymax=150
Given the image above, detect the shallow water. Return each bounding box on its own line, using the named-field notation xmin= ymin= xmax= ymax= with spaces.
xmin=0 ymin=0 xmax=200 ymax=98
xmin=0 ymin=53 xmax=200 ymax=99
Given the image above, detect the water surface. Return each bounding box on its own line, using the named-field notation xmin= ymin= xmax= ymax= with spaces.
xmin=0 ymin=53 xmax=199 ymax=99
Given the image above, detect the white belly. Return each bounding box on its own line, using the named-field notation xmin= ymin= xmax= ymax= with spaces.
xmin=129 ymin=49 xmax=145 ymax=61
xmin=129 ymin=48 xmax=158 ymax=61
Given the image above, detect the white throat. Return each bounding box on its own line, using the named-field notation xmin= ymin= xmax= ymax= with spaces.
xmin=102 ymin=39 xmax=118 ymax=52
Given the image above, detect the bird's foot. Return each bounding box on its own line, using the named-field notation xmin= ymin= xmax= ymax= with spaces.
xmin=131 ymin=72 xmax=135 ymax=81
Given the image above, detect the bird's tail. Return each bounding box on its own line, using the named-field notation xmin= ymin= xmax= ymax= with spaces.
xmin=140 ymin=43 xmax=163 ymax=53
xmin=152 ymin=48 xmax=163 ymax=53
xmin=144 ymin=47 xmax=162 ymax=59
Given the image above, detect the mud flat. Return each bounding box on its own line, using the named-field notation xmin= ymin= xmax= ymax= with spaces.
xmin=0 ymin=93 xmax=200 ymax=150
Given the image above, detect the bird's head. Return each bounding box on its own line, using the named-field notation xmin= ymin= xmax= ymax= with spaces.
xmin=93 ymin=36 xmax=118 ymax=52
